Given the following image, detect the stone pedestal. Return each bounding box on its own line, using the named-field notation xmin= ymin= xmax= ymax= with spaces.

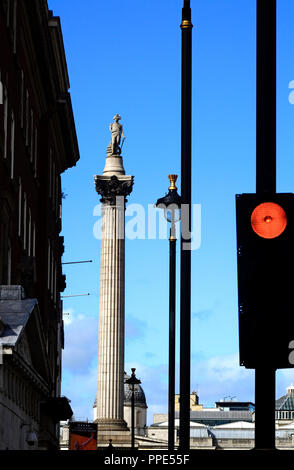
xmin=94 ymin=154 xmax=134 ymax=447
xmin=103 ymin=155 xmax=125 ymax=175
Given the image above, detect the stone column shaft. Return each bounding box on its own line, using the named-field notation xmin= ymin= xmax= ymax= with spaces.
xmin=97 ymin=202 xmax=125 ymax=422
xmin=94 ymin=168 xmax=133 ymax=442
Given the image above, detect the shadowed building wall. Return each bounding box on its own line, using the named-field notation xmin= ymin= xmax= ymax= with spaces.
xmin=0 ymin=0 xmax=79 ymax=450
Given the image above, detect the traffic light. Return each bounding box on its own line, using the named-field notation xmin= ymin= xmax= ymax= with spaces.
xmin=236 ymin=193 xmax=294 ymax=369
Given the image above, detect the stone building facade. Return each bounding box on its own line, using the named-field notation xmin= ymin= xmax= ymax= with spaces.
xmin=275 ymin=384 xmax=294 ymax=424
xmin=0 ymin=0 xmax=79 ymax=449
xmin=147 ymin=388 xmax=294 ymax=450
xmin=0 ymin=286 xmax=73 ymax=449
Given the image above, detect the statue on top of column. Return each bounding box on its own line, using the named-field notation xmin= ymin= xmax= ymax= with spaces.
xmin=107 ymin=114 xmax=125 ymax=157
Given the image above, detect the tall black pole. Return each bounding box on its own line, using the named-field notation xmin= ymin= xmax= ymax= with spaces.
xmin=256 ymin=0 xmax=276 ymax=195
xmin=179 ymin=0 xmax=193 ymax=451
xmin=131 ymin=388 xmax=135 ymax=449
xmin=255 ymin=0 xmax=276 ymax=450
xmin=168 ymin=233 xmax=176 ymax=450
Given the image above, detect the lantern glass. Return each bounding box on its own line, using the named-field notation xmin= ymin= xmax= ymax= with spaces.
xmin=165 ymin=204 xmax=181 ymax=224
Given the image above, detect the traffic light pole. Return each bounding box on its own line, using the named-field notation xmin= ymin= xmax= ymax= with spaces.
xmin=256 ymin=0 xmax=276 ymax=194
xmin=255 ymin=367 xmax=276 ymax=449
xmin=179 ymin=0 xmax=193 ymax=451
xmin=255 ymin=0 xmax=276 ymax=450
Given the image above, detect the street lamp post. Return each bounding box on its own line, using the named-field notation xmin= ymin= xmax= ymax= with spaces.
xmin=180 ymin=0 xmax=193 ymax=451
xmin=125 ymin=368 xmax=141 ymax=449
xmin=156 ymin=175 xmax=181 ymax=450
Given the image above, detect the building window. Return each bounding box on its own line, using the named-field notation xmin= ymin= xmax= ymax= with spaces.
xmin=5 ymin=0 xmax=18 ymax=52
xmin=34 ymin=127 xmax=38 ymax=177
xmin=12 ymin=0 xmax=17 ymax=53
xmin=0 ymin=73 xmax=3 ymax=105
xmin=18 ymin=177 xmax=22 ymax=236
xmin=52 ymin=161 xmax=56 ymax=208
xmin=5 ymin=0 xmax=10 ymax=26
xmin=23 ymin=192 xmax=27 ymax=250
xmin=49 ymin=149 xmax=53 ymax=199
xmin=0 ymin=202 xmax=10 ymax=284
xmin=7 ymin=239 xmax=11 ymax=285
xmin=10 ymin=111 xmax=15 ymax=179
xmin=3 ymin=87 xmax=8 ymax=159
xmin=51 ymin=250 xmax=54 ymax=297
xmin=136 ymin=410 xmax=141 ymax=428
xmin=55 ymin=173 xmax=59 ymax=217
xmin=20 ymin=69 xmax=24 ymax=128
xmin=30 ymin=109 xmax=34 ymax=161
xmin=28 ymin=208 xmax=31 ymax=256
xmin=25 ymin=89 xmax=29 ymax=146
xmin=48 ymin=242 xmax=51 ymax=290
xmin=32 ymin=222 xmax=36 ymax=257
xmin=54 ymin=263 xmax=57 ymax=304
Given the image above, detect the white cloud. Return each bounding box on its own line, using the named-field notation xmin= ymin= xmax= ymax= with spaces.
xmin=191 ymin=353 xmax=254 ymax=403
xmin=197 ymin=353 xmax=251 ymax=382
xmin=62 ymin=312 xmax=98 ymax=374
xmin=63 ymin=307 xmax=75 ymax=325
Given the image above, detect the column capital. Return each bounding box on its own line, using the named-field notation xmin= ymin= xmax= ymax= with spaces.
xmin=94 ymin=174 xmax=134 ymax=205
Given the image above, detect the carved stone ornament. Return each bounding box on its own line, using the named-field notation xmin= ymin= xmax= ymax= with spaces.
xmin=95 ymin=175 xmax=134 ymax=205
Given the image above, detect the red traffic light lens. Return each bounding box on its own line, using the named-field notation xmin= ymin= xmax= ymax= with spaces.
xmin=251 ymin=202 xmax=287 ymax=239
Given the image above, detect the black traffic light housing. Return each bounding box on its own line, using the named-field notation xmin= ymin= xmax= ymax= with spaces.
xmin=236 ymin=193 xmax=294 ymax=369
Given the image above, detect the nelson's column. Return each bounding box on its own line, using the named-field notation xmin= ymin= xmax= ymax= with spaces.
xmin=93 ymin=115 xmax=134 ymax=446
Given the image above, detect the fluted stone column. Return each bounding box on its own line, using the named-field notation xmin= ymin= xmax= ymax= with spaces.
xmin=94 ymin=154 xmax=133 ymax=446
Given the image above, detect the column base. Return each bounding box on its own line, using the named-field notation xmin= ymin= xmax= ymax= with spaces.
xmin=95 ymin=419 xmax=131 ymax=447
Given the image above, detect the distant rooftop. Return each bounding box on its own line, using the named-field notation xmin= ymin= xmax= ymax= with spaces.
xmin=276 ymin=385 xmax=294 ymax=411
xmin=175 ymin=410 xmax=253 ymax=427
xmin=215 ymin=401 xmax=255 ymax=411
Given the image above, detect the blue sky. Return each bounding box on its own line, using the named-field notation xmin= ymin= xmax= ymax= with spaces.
xmin=48 ymin=0 xmax=294 ymax=423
